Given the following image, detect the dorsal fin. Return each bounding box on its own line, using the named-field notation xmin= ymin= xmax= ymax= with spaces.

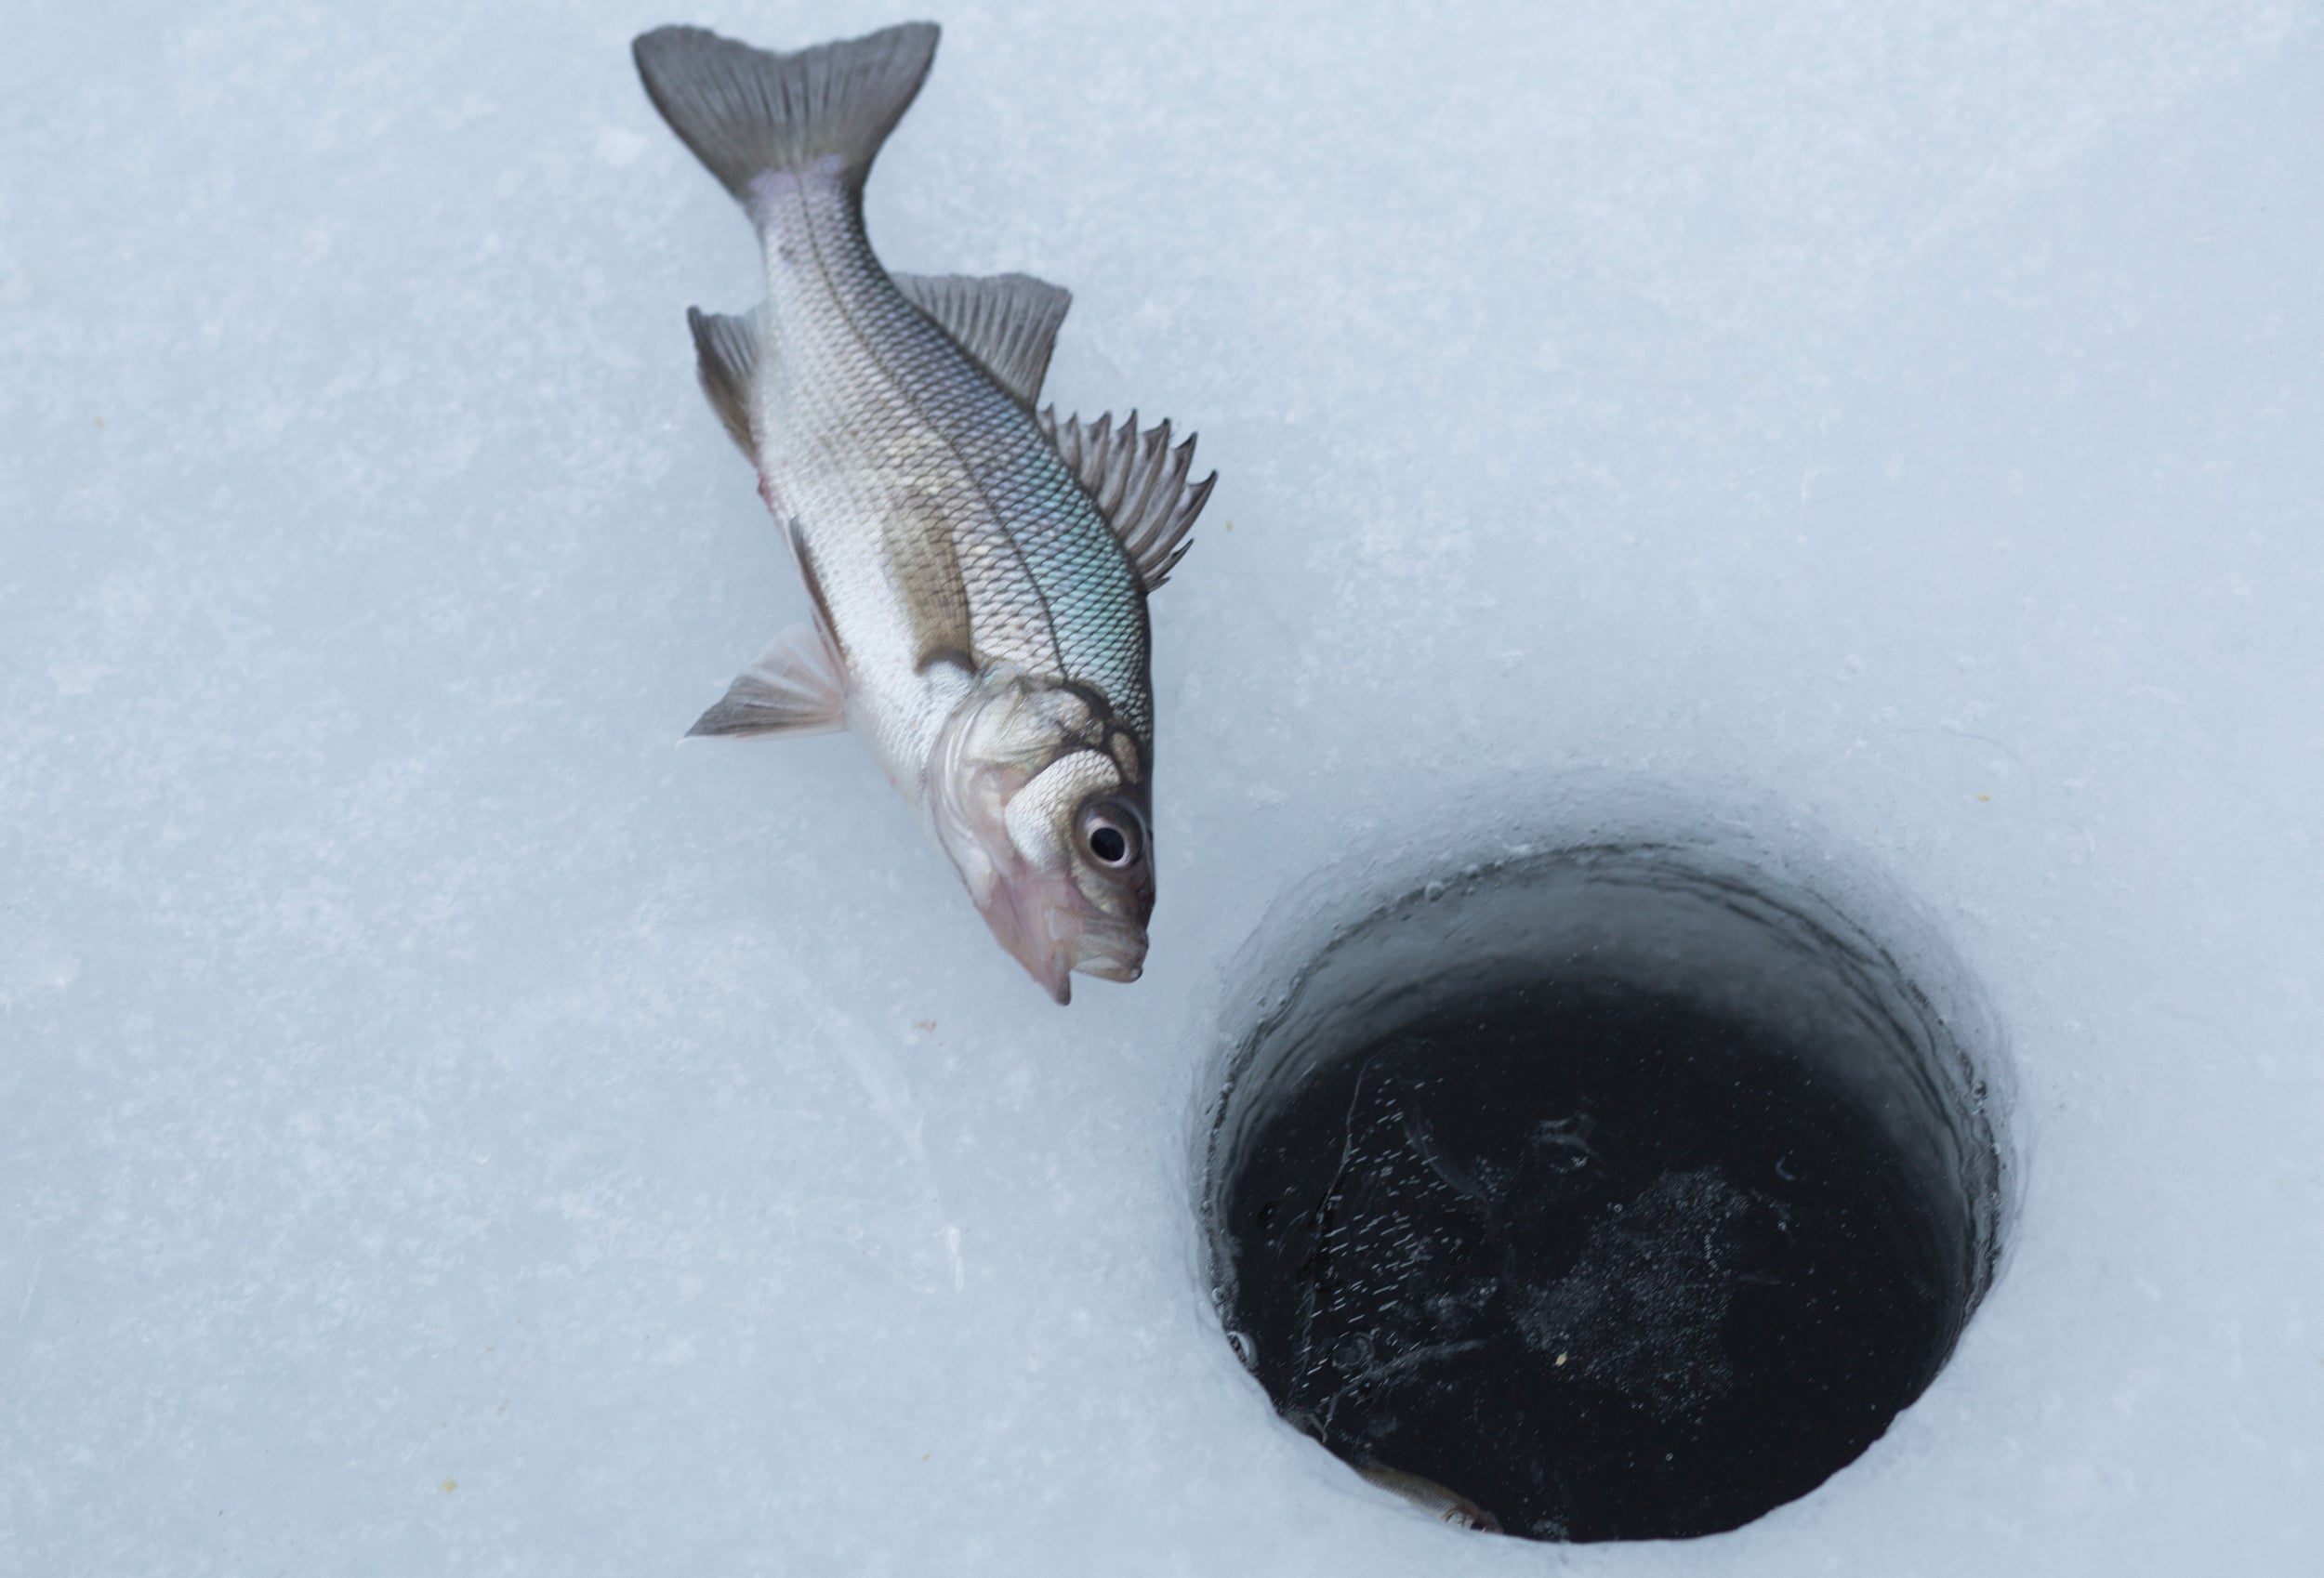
xmin=1038 ymin=407 xmax=1217 ymax=592
xmin=893 ymin=272 xmax=1070 ymax=407
xmin=686 ymin=305 xmax=762 ymax=458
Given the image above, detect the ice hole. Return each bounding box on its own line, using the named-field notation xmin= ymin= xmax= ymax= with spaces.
xmin=1201 ymin=841 xmax=2005 ymax=1541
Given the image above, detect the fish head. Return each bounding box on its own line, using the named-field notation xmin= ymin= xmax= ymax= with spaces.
xmin=927 ymin=668 xmax=1154 ymax=1004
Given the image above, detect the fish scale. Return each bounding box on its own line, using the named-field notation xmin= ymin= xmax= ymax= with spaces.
xmin=753 ymin=172 xmax=1150 ymax=749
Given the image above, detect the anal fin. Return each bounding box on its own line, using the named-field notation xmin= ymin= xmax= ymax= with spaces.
xmin=687 ymin=305 xmax=763 ymax=459
xmin=687 ymin=622 xmax=850 ymax=738
xmin=893 ymin=271 xmax=1071 ymax=407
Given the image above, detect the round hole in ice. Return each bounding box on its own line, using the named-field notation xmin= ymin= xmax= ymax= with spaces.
xmin=1200 ymin=841 xmax=2005 ymax=1542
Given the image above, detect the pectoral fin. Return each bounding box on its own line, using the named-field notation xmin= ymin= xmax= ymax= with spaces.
xmin=687 ymin=623 xmax=850 ymax=738
xmin=875 ymin=494 xmax=975 ymax=671
xmin=893 ymin=271 xmax=1071 ymax=407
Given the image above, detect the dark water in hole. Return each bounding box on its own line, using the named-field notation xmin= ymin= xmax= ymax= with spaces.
xmin=1221 ymin=980 xmax=1958 ymax=1542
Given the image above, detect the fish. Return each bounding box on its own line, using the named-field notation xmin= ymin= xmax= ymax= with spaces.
xmin=1285 ymin=1410 xmax=1503 ymax=1533
xmin=632 ymin=21 xmax=1214 ymax=1003
xmin=1350 ymin=1462 xmax=1505 ymax=1534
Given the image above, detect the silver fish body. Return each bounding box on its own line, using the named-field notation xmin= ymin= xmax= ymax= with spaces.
xmin=633 ymin=23 xmax=1213 ymax=1001
xmin=1352 ymin=1462 xmax=1504 ymax=1534
xmin=1287 ymin=1410 xmax=1504 ymax=1534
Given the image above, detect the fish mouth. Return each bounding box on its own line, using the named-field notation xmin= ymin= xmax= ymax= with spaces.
xmin=921 ymin=677 xmax=1150 ymax=1003
xmin=982 ymin=881 xmax=1147 ymax=1005
xmin=934 ymin=800 xmax=1142 ymax=1004
xmin=1060 ymin=914 xmax=1146 ymax=986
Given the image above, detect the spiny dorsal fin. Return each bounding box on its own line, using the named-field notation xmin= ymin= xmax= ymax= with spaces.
xmin=1037 ymin=407 xmax=1217 ymax=592
xmin=687 ymin=622 xmax=850 ymax=738
xmin=893 ymin=272 xmax=1071 ymax=408
xmin=687 ymin=306 xmax=762 ymax=458
xmin=633 ymin=23 xmax=939 ymax=199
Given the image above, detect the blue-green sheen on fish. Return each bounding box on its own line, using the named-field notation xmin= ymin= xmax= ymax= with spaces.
xmin=633 ymin=21 xmax=1213 ymax=1002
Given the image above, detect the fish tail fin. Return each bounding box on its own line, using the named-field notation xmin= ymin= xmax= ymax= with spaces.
xmin=632 ymin=22 xmax=939 ymax=200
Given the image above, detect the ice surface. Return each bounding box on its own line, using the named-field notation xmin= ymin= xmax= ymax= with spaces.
xmin=2 ymin=1 xmax=2319 ymax=1572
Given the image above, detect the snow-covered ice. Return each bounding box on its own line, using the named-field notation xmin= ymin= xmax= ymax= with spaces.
xmin=2 ymin=1 xmax=2319 ymax=1572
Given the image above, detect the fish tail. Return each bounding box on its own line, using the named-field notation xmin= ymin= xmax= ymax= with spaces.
xmin=632 ymin=22 xmax=939 ymax=200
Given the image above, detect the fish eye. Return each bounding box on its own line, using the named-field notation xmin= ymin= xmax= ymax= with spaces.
xmin=1078 ymin=799 xmax=1143 ymax=868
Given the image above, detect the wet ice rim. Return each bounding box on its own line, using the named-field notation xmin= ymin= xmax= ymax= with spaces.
xmin=1197 ymin=829 xmax=2011 ymax=1541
